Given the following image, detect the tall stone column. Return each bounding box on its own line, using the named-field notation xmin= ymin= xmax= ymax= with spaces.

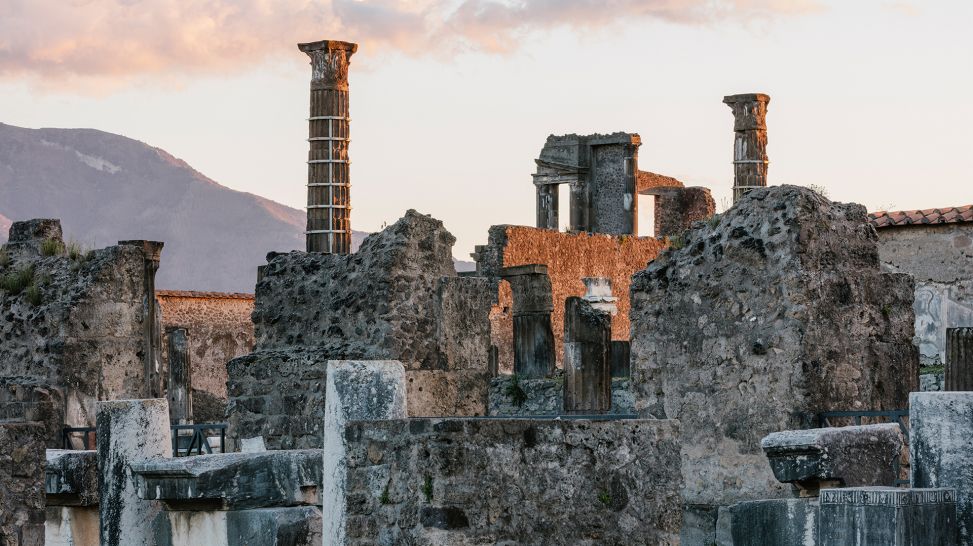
xmin=563 ymin=297 xmax=611 ymax=413
xmin=299 ymin=39 xmax=358 ymax=254
xmin=536 ymin=183 xmax=559 ymax=230
xmin=946 ymin=327 xmax=973 ymax=390
xmin=97 ymin=398 xmax=171 ymax=546
xmin=165 ymin=327 xmax=193 ymax=425
xmin=500 ymin=265 xmax=556 ymax=378
xmin=911 ymin=391 xmax=973 ymax=545
xmin=322 ymin=360 xmax=407 ymax=546
xmin=723 ymin=93 xmax=770 ymax=203
xmin=120 ymin=240 xmax=164 ymax=398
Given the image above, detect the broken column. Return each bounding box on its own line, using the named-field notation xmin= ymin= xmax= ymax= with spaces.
xmin=819 ymin=487 xmax=958 ymax=546
xmin=500 ymin=265 xmax=555 ymax=378
xmin=911 ymin=391 xmax=973 ymax=545
xmin=165 ymin=327 xmax=193 ymax=424
xmin=535 ymin=182 xmax=559 ymax=230
xmin=323 ymin=360 xmax=407 ymax=545
xmin=299 ymin=39 xmax=358 ymax=254
xmin=563 ymin=297 xmax=612 ymax=413
xmin=119 ymin=239 xmax=165 ymax=398
xmin=761 ymin=424 xmax=904 ymax=496
xmin=946 ymin=327 xmax=973 ymax=390
xmin=97 ymin=398 xmax=171 ymax=546
xmin=724 ymin=93 xmax=770 ymax=203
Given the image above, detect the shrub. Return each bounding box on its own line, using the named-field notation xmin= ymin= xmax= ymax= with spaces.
xmin=0 ymin=248 xmax=9 ymax=268
xmin=0 ymin=266 xmax=34 ymax=295
xmin=25 ymin=284 xmax=42 ymax=306
xmin=41 ymin=238 xmax=65 ymax=256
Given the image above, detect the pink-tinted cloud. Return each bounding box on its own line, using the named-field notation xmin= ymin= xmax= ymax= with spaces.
xmin=0 ymin=0 xmax=822 ymax=86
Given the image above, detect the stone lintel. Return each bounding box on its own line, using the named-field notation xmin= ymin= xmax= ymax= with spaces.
xmin=500 ymin=264 xmax=548 ymax=277
xmin=131 ymin=449 xmax=323 ymax=510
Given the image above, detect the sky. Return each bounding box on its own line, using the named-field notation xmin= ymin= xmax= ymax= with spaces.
xmin=1 ymin=0 xmax=971 ymax=260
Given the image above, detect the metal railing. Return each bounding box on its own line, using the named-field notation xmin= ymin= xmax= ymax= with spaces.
xmin=62 ymin=423 xmax=227 ymax=457
xmin=815 ymin=409 xmax=910 ymax=486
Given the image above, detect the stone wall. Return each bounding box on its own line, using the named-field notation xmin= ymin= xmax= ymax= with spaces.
xmin=157 ymin=290 xmax=255 ymax=422
xmin=631 ymin=186 xmax=917 ymax=509
xmin=227 ymin=211 xmax=493 ymax=448
xmin=488 ymin=375 xmax=635 ymax=416
xmin=0 ymin=219 xmax=153 ymax=437
xmin=875 ymin=222 xmax=973 ymax=367
xmin=475 ymin=225 xmax=665 ymax=372
xmin=0 ymin=421 xmax=46 ymax=545
xmin=344 ymin=417 xmax=683 ymax=545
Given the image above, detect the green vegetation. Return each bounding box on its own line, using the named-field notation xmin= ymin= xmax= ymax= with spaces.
xmin=25 ymin=284 xmax=42 ymax=306
xmin=66 ymin=240 xmax=88 ymax=261
xmin=920 ymin=365 xmax=945 ymax=375
xmin=505 ymin=374 xmax=528 ymax=407
xmin=597 ymin=490 xmax=612 ymax=506
xmin=41 ymin=238 xmax=65 ymax=256
xmin=423 ymin=475 xmax=433 ymax=502
xmin=380 ymin=483 xmax=391 ymax=505
xmin=707 ymin=214 xmax=722 ymax=229
xmin=0 ymin=265 xmax=35 ymax=295
xmin=0 ymin=247 xmax=9 ymax=268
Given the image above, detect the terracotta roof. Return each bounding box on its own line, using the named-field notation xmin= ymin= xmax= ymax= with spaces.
xmin=869 ymin=205 xmax=973 ymax=229
xmin=155 ymin=290 xmax=254 ymax=300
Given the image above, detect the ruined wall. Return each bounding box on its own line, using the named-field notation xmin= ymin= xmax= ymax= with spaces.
xmin=0 ymin=421 xmax=46 ymax=545
xmin=476 ymin=225 xmax=665 ymax=372
xmin=875 ymin=223 xmax=973 ymax=366
xmin=344 ymin=417 xmax=682 ymax=545
xmin=631 ymin=186 xmax=917 ymax=509
xmin=0 ymin=219 xmax=152 ymax=435
xmin=227 ymin=211 xmax=493 ymax=448
xmin=157 ymin=290 xmax=255 ymax=422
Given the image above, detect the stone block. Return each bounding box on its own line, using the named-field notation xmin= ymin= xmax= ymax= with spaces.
xmin=343 ymin=417 xmax=682 ymax=545
xmin=322 ymin=360 xmax=407 ymax=545
xmin=563 ymin=297 xmax=611 ymax=413
xmin=911 ymin=392 xmax=973 ymax=545
xmin=96 ymin=398 xmax=171 ymax=546
xmin=819 ymin=487 xmax=957 ymax=546
xmin=716 ymin=498 xmax=819 ymax=546
xmin=131 ymin=449 xmax=322 ymax=510
xmin=46 ymin=449 xmax=99 ymax=506
xmin=761 ymin=424 xmax=903 ymax=494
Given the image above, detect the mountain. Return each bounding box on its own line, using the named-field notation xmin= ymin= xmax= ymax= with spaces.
xmin=0 ymin=122 xmax=371 ymax=292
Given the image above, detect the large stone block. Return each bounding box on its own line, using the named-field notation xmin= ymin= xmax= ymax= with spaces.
xmin=819 ymin=487 xmax=957 ymax=546
xmin=716 ymin=498 xmax=819 ymax=546
xmin=96 ymin=398 xmax=171 ymax=546
xmin=343 ymin=417 xmax=682 ymax=545
xmin=322 ymin=360 xmax=407 ymax=546
xmin=761 ymin=424 xmax=903 ymax=494
xmin=631 ymin=186 xmax=917 ymax=506
xmin=46 ymin=449 xmax=98 ymax=506
xmin=911 ymin=392 xmax=973 ymax=545
xmin=131 ymin=450 xmax=322 ymax=510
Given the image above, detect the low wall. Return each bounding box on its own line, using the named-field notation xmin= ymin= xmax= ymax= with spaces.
xmin=343 ymin=417 xmax=683 ymax=545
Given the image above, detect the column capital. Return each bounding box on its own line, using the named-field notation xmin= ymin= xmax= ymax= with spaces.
xmin=723 ymin=93 xmax=770 ymax=131
xmin=298 ymin=40 xmax=358 ymax=91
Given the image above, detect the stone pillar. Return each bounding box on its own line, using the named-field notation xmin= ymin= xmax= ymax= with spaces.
xmin=911 ymin=391 xmax=973 ymax=545
xmin=946 ymin=327 xmax=973 ymax=391
xmin=500 ymin=265 xmax=555 ymax=378
xmin=165 ymin=327 xmax=193 ymax=424
xmin=563 ymin=297 xmax=611 ymax=413
xmin=299 ymin=39 xmax=358 ymax=254
xmin=588 ymin=134 xmax=641 ymax=235
xmin=723 ymin=93 xmax=770 ymax=203
xmin=119 ymin=240 xmax=165 ymax=398
xmin=569 ymin=180 xmax=590 ymax=233
xmin=97 ymin=398 xmax=171 ymax=546
xmin=0 ymin=422 xmax=45 ymax=546
xmin=535 ymin=183 xmax=559 ymax=230
xmin=819 ymin=487 xmax=957 ymax=546
xmin=322 ymin=360 xmax=407 ymax=546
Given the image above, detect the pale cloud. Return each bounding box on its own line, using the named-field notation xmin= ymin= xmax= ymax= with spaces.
xmin=0 ymin=0 xmax=822 ymax=87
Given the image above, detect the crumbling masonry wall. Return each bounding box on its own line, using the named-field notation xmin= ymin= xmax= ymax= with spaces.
xmin=475 ymin=225 xmax=665 ymax=372
xmin=227 ymin=210 xmax=493 ymax=449
xmin=0 ymin=421 xmax=45 ymax=545
xmin=630 ymin=186 xmax=917 ymax=508
xmin=344 ymin=418 xmax=683 ymax=545
xmin=0 ymin=219 xmax=155 ymax=438
xmin=156 ymin=290 xmax=255 ymax=422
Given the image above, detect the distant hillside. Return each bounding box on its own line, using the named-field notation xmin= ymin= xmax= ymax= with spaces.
xmin=0 ymin=123 xmax=371 ymax=291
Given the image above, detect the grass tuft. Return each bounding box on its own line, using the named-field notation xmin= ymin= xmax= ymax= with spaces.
xmin=41 ymin=238 xmax=65 ymax=256
xmin=0 ymin=265 xmax=34 ymax=295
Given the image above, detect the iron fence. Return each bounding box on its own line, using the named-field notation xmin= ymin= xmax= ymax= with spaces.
xmin=61 ymin=423 xmax=227 ymax=457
